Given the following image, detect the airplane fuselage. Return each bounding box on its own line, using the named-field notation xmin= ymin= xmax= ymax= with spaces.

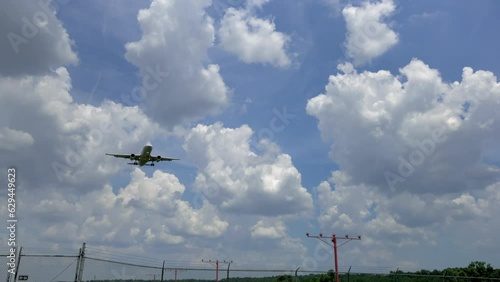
xmin=137 ymin=145 xmax=153 ymax=166
xmin=106 ymin=143 xmax=178 ymax=166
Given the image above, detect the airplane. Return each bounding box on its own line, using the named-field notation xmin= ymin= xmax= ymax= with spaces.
xmin=106 ymin=143 xmax=179 ymax=167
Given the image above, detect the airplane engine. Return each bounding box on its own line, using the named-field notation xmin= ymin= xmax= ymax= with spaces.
xmin=157 ymin=156 xmax=161 ymax=161
xmin=130 ymin=154 xmax=135 ymax=160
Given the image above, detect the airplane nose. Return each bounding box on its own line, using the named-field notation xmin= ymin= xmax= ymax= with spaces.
xmin=145 ymin=142 xmax=152 ymax=146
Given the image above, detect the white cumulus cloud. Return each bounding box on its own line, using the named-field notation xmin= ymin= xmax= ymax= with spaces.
xmin=218 ymin=1 xmax=291 ymax=68
xmin=183 ymin=122 xmax=313 ymax=216
xmin=307 ymin=57 xmax=500 ymax=268
xmin=9 ymin=169 xmax=228 ymax=249
xmin=0 ymin=66 xmax=165 ymax=192
xmin=125 ymin=0 xmax=230 ymax=127
xmin=307 ymin=59 xmax=500 ymax=194
xmin=251 ymin=219 xmax=287 ymax=239
xmin=314 ymin=170 xmax=500 ymax=267
xmin=0 ymin=127 xmax=34 ymax=151
xmin=342 ymin=0 xmax=398 ymax=65
xmin=0 ymin=0 xmax=78 ymax=76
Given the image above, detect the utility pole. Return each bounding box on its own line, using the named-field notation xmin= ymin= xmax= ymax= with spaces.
xmin=202 ymin=260 xmax=232 ymax=282
xmin=306 ymin=233 xmax=361 ymax=282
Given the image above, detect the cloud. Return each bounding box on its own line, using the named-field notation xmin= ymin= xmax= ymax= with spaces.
xmin=0 ymin=59 xmax=306 ymax=264
xmin=314 ymin=170 xmax=500 ymax=268
xmin=117 ymin=169 xmax=229 ymax=239
xmin=0 ymin=0 xmax=310 ymax=269
xmin=218 ymin=1 xmax=292 ymax=68
xmin=0 ymin=127 xmax=34 ymax=151
xmin=183 ymin=122 xmax=313 ymax=216
xmin=307 ymin=59 xmax=500 ymax=195
xmin=0 ymin=0 xmax=78 ymax=76
xmin=342 ymin=0 xmax=398 ymax=65
xmin=9 ymin=169 xmax=228 ymax=249
xmin=0 ymin=67 xmax=165 ymax=192
xmin=251 ymin=218 xmax=287 ymax=239
xmin=0 ymin=3 xmax=185 ymax=256
xmin=313 ymin=172 xmax=429 ymax=268
xmin=307 ymin=58 xmax=500 ymax=267
xmin=124 ymin=0 xmax=230 ymax=127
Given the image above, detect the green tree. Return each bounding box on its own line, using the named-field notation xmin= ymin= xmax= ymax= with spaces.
xmin=465 ymin=261 xmax=496 ymax=279
xmin=277 ymin=274 xmax=293 ymax=282
xmin=318 ymin=270 xmax=335 ymax=282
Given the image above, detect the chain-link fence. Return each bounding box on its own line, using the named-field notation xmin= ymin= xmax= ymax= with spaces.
xmin=3 ymin=244 xmax=500 ymax=282
xmin=4 ymin=245 xmax=305 ymax=282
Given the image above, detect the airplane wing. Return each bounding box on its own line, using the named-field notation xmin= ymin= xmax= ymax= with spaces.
xmin=149 ymin=155 xmax=180 ymax=162
xmin=106 ymin=153 xmax=140 ymax=160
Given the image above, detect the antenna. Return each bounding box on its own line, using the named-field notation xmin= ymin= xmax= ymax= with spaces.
xmin=306 ymin=233 xmax=361 ymax=282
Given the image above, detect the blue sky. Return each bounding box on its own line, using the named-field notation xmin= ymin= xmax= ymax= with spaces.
xmin=1 ymin=0 xmax=500 ymax=278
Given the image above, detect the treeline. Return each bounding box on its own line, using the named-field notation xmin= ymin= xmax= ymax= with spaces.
xmin=390 ymin=261 xmax=500 ymax=280
xmin=92 ymin=261 xmax=500 ymax=282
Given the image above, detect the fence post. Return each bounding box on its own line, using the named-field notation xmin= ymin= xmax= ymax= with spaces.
xmin=77 ymin=243 xmax=86 ymax=282
xmin=161 ymin=260 xmax=165 ymax=282
xmin=74 ymin=242 xmax=86 ymax=282
xmin=74 ymin=246 xmax=81 ymax=282
xmin=13 ymin=247 xmax=22 ymax=282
